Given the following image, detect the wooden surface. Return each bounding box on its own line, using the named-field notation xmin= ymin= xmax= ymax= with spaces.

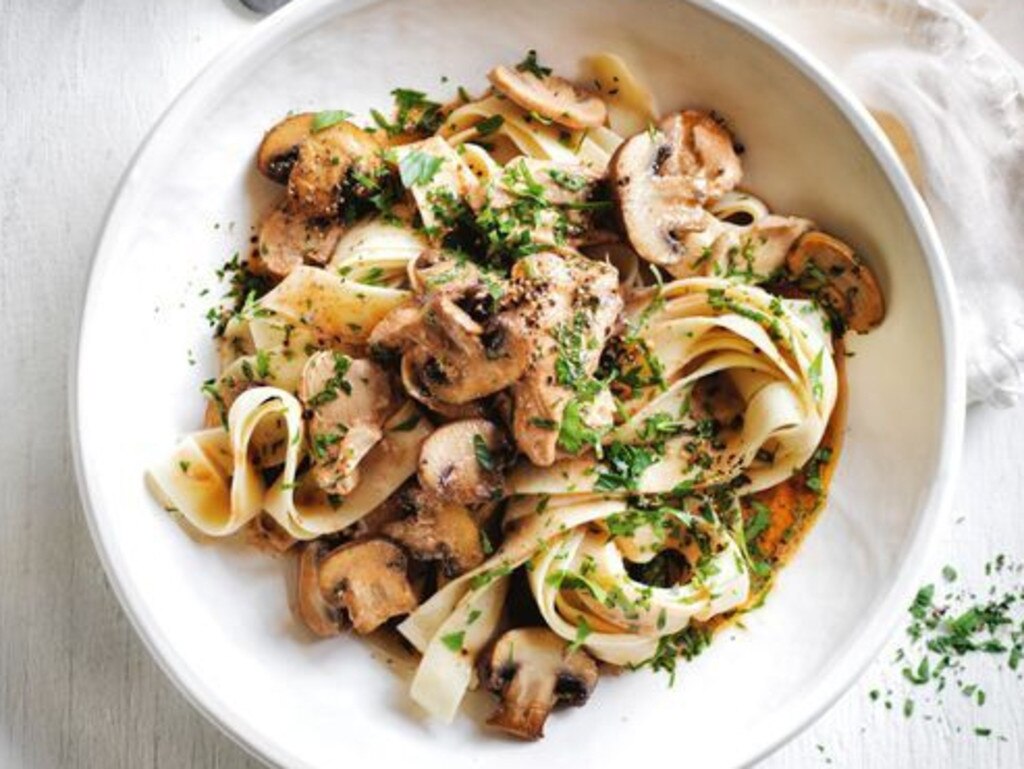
xmin=1 ymin=1 xmax=1021 ymax=766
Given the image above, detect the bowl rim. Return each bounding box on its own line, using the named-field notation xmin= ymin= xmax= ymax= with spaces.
xmin=68 ymin=0 xmax=966 ymax=766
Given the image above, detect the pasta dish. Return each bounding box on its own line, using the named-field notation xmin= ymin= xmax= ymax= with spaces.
xmin=147 ymin=51 xmax=884 ymax=739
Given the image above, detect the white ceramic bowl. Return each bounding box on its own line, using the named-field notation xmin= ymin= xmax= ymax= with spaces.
xmin=71 ymin=0 xmax=964 ymax=766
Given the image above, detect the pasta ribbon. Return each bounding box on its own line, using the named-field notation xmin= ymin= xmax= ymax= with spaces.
xmin=258 ymin=265 xmax=409 ymax=343
xmin=149 ymin=388 xmax=432 ymax=540
xmin=441 ymin=95 xmax=623 ymax=170
xmin=511 ymin=279 xmax=838 ymax=496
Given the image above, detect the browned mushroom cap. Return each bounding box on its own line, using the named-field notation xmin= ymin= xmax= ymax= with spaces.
xmin=418 ymin=419 xmax=507 ymax=505
xmin=483 ymin=627 xmax=599 ymax=740
xmin=488 ymin=65 xmax=606 ymax=129
xmin=786 ymin=231 xmax=885 ymax=333
xmin=257 ymin=113 xmax=316 ymax=183
xmin=610 ymin=111 xmax=742 ymax=268
xmin=297 ymin=538 xmax=418 ymax=636
xmin=287 ymin=121 xmax=382 ymax=219
xmin=250 ymin=200 xmax=346 ymax=280
xmin=383 ymin=489 xmax=484 ymax=577
xmin=298 ymin=353 xmax=400 ymax=496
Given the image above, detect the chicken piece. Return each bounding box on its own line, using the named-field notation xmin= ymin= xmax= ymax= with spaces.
xmin=485 ymin=158 xmax=615 ymax=249
xmin=665 ymin=210 xmax=812 ymax=280
xmin=298 ymin=352 xmax=400 ymax=496
xmin=511 ymin=252 xmax=623 ymax=466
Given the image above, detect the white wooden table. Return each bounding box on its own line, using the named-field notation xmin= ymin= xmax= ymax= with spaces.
xmin=1 ymin=1 xmax=1021 ymax=766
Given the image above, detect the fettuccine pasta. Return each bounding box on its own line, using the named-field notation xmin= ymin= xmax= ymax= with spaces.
xmin=148 ymin=50 xmax=885 ymax=741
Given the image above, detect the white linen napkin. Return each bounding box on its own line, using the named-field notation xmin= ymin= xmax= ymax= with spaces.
xmin=731 ymin=0 xmax=1024 ymax=407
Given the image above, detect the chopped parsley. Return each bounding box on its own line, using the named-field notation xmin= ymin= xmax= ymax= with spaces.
xmin=440 ymin=630 xmax=465 ymax=652
xmin=473 ymin=434 xmax=495 ymax=472
xmin=516 ymin=49 xmax=552 ymax=79
xmin=306 ymin=353 xmax=353 ymax=407
xmin=744 ymin=500 xmax=771 ymax=545
xmin=568 ymin=617 xmax=592 ymax=653
xmin=547 ymin=168 xmax=588 ymax=192
xmin=475 ymin=114 xmax=505 ymax=136
xmin=469 ymin=563 xmax=513 ymax=590
xmin=557 ymin=399 xmax=602 ymax=455
xmin=254 ymin=349 xmax=272 ymax=380
xmin=373 ymin=88 xmax=443 ymax=136
xmin=399 ymin=150 xmax=444 ymax=187
xmin=310 ymin=109 xmax=352 ymax=132
xmin=310 ymin=431 xmax=344 ymax=461
xmin=594 ymin=441 xmax=659 ymax=491
xmin=390 ymin=413 xmax=421 ymax=432
xmin=808 ymin=348 xmax=825 ymax=401
xmin=633 ymin=625 xmax=712 ymax=686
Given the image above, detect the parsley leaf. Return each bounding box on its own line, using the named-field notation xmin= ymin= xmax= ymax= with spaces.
xmin=310 ymin=110 xmax=352 ymax=132
xmin=399 ymin=150 xmax=444 ymax=187
xmin=568 ymin=617 xmax=592 ymax=653
xmin=516 ymin=49 xmax=552 ymax=78
xmin=475 ymin=114 xmax=505 ymax=136
xmin=594 ymin=442 xmax=658 ymax=491
xmin=440 ymin=631 xmax=465 ymax=652
xmin=473 ymin=434 xmax=495 ymax=471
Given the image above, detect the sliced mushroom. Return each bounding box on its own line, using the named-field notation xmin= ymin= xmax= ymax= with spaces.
xmin=297 ymin=538 xmax=418 ymax=636
xmin=483 ymin=627 xmax=599 ymax=740
xmin=257 ymin=112 xmax=315 ymax=183
xmin=511 ymin=253 xmax=623 ymax=466
xmin=369 ymin=257 xmax=533 ymax=405
xmin=610 ymin=111 xmax=742 ymax=268
xmin=287 ymin=121 xmax=382 ymax=219
xmin=786 ymin=231 xmax=885 ymax=333
xmin=298 ymin=352 xmax=400 ymax=496
xmin=417 ymin=419 xmax=507 ymax=505
xmin=489 ymin=65 xmax=606 ymax=129
xmin=665 ymin=211 xmax=813 ymax=280
xmin=250 ymin=200 xmax=346 ymax=280
xmin=399 ymin=356 xmax=487 ymax=420
xmin=383 ymin=488 xmax=484 ymax=577
xmin=297 ymin=540 xmax=345 ymax=637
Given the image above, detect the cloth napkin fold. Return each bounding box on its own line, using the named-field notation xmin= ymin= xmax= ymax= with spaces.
xmin=732 ymin=0 xmax=1024 ymax=407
